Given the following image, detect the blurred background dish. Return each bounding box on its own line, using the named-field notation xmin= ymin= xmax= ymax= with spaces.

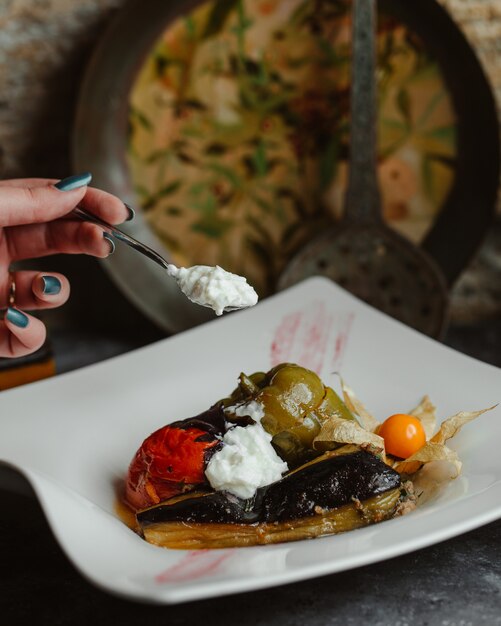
xmin=74 ymin=0 xmax=500 ymax=333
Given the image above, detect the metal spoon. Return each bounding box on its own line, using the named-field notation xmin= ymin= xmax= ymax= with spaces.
xmin=278 ymin=0 xmax=448 ymax=338
xmin=71 ymin=206 xmax=258 ymax=314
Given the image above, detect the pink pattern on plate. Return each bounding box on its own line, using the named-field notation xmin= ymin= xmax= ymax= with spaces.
xmin=331 ymin=312 xmax=354 ymax=372
xmin=155 ymin=549 xmax=233 ymax=584
xmin=270 ymin=301 xmax=354 ymax=375
xmin=270 ymin=311 xmax=302 ymax=365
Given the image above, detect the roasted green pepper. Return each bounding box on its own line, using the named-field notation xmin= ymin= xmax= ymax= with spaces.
xmin=221 ymin=363 xmax=356 ymax=465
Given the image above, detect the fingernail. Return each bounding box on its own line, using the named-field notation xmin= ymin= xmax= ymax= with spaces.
xmin=54 ymin=172 xmax=92 ymax=191
xmin=5 ymin=308 xmax=29 ymax=328
xmin=103 ymin=232 xmax=115 ymax=255
xmin=124 ymin=203 xmax=135 ymax=222
xmin=41 ymin=275 xmax=62 ymax=295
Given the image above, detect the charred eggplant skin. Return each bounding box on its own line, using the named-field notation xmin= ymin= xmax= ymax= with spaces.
xmin=262 ymin=451 xmax=400 ymax=522
xmin=171 ymin=404 xmax=226 ymax=437
xmin=140 ymin=489 xmax=402 ymax=549
xmin=137 ymin=491 xmax=260 ymax=526
xmin=137 ymin=451 xmax=401 ymax=527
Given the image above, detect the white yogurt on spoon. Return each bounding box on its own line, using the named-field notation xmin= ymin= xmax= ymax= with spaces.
xmin=168 ymin=264 xmax=258 ymax=316
xmin=70 ymin=208 xmax=258 ymax=315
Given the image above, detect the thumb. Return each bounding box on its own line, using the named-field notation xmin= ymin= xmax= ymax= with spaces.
xmin=0 ymin=172 xmax=92 ymax=227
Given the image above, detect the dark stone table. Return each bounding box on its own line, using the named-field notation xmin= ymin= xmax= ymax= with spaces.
xmin=2 ymin=253 xmax=501 ymax=626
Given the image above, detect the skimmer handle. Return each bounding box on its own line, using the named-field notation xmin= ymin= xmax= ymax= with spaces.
xmin=343 ymin=0 xmax=383 ymax=223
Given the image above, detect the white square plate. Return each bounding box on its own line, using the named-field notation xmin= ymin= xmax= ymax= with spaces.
xmin=1 ymin=277 xmax=500 ymax=604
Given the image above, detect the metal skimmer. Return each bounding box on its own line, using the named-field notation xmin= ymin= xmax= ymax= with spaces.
xmin=279 ymin=0 xmax=448 ymax=338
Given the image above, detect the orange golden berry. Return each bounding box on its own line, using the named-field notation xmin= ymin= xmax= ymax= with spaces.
xmin=379 ymin=413 xmax=426 ymax=459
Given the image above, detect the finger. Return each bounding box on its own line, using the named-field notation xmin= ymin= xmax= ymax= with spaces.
xmin=77 ymin=187 xmax=133 ymax=224
xmin=0 ymin=178 xmax=133 ymax=224
xmin=0 ymin=173 xmax=92 ymax=227
xmin=6 ymin=220 xmax=115 ymax=261
xmin=0 ymin=271 xmax=70 ymax=311
xmin=6 ymin=221 xmax=115 ymax=261
xmin=0 ymin=178 xmax=58 ymax=188
xmin=0 ymin=309 xmax=46 ymax=358
xmin=30 ymin=272 xmax=70 ymax=309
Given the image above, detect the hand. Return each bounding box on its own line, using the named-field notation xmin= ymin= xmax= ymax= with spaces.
xmin=0 ymin=173 xmax=131 ymax=358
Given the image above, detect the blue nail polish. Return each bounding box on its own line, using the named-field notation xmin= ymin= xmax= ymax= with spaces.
xmin=54 ymin=172 xmax=92 ymax=191
xmin=124 ymin=203 xmax=135 ymax=222
xmin=41 ymin=275 xmax=62 ymax=295
xmin=6 ymin=308 xmax=29 ymax=328
xmin=103 ymin=232 xmax=115 ymax=255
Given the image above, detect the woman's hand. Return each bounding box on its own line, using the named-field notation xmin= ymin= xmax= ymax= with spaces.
xmin=0 ymin=173 xmax=131 ymax=358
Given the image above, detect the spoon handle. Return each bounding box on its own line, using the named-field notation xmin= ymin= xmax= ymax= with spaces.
xmin=343 ymin=0 xmax=383 ymax=223
xmin=71 ymin=206 xmax=175 ymax=273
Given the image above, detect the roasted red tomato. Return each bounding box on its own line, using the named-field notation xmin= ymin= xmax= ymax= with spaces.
xmin=125 ymin=406 xmax=225 ymax=511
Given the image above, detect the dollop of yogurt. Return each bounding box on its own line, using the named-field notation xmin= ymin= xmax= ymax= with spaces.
xmin=170 ymin=265 xmax=258 ymax=316
xmin=205 ymin=423 xmax=288 ymax=499
xmin=226 ymin=400 xmax=265 ymax=423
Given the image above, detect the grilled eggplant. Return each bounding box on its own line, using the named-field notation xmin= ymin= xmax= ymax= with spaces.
xmin=137 ymin=450 xmax=403 ymax=549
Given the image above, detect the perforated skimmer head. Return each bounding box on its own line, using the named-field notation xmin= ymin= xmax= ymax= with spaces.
xmin=278 ymin=222 xmax=448 ymax=338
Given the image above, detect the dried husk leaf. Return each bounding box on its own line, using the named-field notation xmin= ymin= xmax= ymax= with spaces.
xmin=430 ymin=406 xmax=497 ymax=445
xmin=313 ymin=416 xmax=385 ymax=454
xmin=393 ymin=442 xmax=461 ymax=476
xmin=409 ymin=395 xmax=437 ymax=439
xmin=340 ymin=379 xmax=380 ymax=432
